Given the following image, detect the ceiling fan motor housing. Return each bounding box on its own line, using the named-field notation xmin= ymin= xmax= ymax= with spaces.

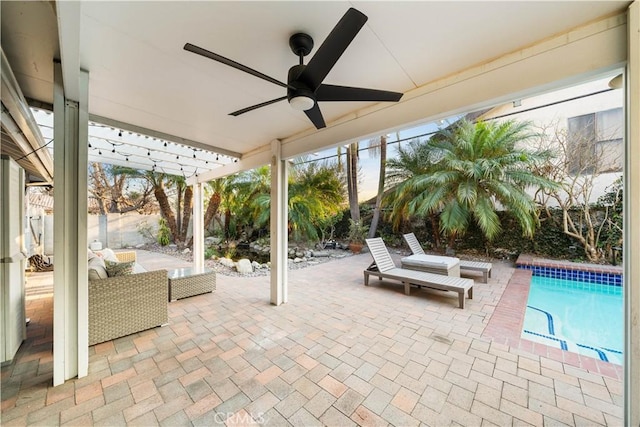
xmin=287 ymin=64 xmax=315 ymax=107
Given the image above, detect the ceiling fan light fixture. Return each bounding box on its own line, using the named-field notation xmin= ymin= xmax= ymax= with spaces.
xmin=289 ymin=95 xmax=315 ymax=111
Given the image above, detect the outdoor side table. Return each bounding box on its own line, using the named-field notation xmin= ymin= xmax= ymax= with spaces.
xmin=168 ymin=268 xmax=216 ymax=301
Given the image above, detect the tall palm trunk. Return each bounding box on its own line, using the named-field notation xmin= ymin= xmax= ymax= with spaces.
xmin=368 ymin=135 xmax=387 ymax=238
xmin=203 ymin=192 xmax=221 ymax=232
xmin=180 ymin=185 xmax=193 ymax=242
xmin=176 ymin=183 xmax=183 ymax=236
xmin=346 ymin=142 xmax=360 ymax=222
xmin=154 ymin=181 xmax=179 ymax=243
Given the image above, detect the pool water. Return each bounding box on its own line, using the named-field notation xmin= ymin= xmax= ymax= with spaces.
xmin=521 ymin=275 xmax=623 ymax=364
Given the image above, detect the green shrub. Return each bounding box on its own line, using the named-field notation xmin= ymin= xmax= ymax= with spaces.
xmin=157 ymin=218 xmax=171 ymax=246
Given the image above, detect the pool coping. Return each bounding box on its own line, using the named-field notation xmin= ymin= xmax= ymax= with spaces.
xmin=483 ymin=255 xmax=624 ymax=380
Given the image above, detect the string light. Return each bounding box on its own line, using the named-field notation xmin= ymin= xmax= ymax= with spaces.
xmin=147 ymin=150 xmax=151 ymax=156
xmin=88 ymin=142 xmax=92 ymax=148
xmin=164 ymin=141 xmax=167 ymax=147
xmin=118 ymin=130 xmax=122 ymax=137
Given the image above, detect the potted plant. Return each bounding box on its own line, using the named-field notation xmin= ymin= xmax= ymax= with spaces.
xmin=347 ymin=219 xmax=369 ymax=254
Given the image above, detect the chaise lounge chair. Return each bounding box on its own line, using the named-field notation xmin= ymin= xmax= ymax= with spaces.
xmin=364 ymin=238 xmax=474 ymax=309
xmin=403 ymin=233 xmax=492 ymax=283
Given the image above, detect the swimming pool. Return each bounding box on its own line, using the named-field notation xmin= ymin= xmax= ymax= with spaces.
xmin=521 ymin=274 xmax=623 ymax=364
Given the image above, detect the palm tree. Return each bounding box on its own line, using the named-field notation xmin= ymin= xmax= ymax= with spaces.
xmin=346 ymin=142 xmax=360 ymax=222
xmin=367 ymin=135 xmax=387 ymax=238
xmin=385 ymin=119 xmax=557 ymax=248
xmin=253 ymin=160 xmax=345 ymax=241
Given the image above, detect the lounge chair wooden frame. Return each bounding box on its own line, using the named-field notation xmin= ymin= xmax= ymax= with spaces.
xmin=364 ymin=238 xmax=473 ymax=309
xmin=403 ymin=233 xmax=492 ymax=283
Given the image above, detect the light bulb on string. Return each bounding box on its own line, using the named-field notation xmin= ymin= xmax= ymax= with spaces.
xmin=118 ymin=130 xmax=122 ymax=137
xmin=164 ymin=141 xmax=167 ymax=147
xmin=88 ymin=142 xmax=92 ymax=148
xmin=98 ymin=150 xmax=102 ymax=155
xmin=147 ymin=150 xmax=151 ymax=156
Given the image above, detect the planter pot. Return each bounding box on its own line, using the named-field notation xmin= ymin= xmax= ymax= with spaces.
xmin=349 ymin=242 xmax=364 ymax=254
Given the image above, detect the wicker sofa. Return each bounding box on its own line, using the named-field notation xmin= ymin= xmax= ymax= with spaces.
xmin=88 ymin=251 xmax=168 ymax=346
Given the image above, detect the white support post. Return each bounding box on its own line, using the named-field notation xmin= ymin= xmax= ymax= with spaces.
xmin=625 ymin=2 xmax=640 ymax=425
xmin=270 ymin=140 xmax=288 ymax=305
xmin=192 ymin=182 xmax=204 ymax=272
xmin=53 ymin=63 xmax=89 ymax=385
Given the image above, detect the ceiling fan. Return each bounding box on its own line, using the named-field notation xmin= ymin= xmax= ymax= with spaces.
xmin=184 ymin=8 xmax=403 ymax=129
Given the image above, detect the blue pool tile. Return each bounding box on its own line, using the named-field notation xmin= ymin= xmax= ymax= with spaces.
xmin=517 ymin=265 xmax=622 ymax=287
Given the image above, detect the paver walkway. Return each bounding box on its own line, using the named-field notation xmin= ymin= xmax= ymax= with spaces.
xmin=1 ymin=252 xmax=623 ymax=425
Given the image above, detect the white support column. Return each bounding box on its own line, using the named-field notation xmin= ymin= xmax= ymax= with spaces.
xmin=269 ymin=140 xmax=288 ymax=305
xmin=192 ymin=182 xmax=204 ymax=272
xmin=53 ymin=63 xmax=89 ymax=385
xmin=625 ymin=2 xmax=640 ymax=425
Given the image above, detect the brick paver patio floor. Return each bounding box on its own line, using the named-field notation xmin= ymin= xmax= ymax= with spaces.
xmin=1 ymin=252 xmax=623 ymax=425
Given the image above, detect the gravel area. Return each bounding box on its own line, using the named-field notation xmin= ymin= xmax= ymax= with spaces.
xmin=136 ymin=242 xmax=358 ymax=277
xmin=136 ymin=242 xmax=503 ymax=278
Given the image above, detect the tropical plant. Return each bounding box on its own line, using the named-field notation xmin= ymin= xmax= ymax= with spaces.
xmin=157 ymin=218 xmax=171 ymax=246
xmin=385 ymin=118 xmax=557 ymax=248
xmin=347 ymin=218 xmax=369 ymax=244
xmin=252 ymin=160 xmax=345 ymax=241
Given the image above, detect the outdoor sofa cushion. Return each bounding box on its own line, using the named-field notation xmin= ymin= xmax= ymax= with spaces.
xmin=88 ymin=256 xmax=108 ymax=280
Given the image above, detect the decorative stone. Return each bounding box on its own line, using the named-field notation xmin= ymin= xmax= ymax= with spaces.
xmin=235 ymin=258 xmax=253 ymax=274
xmin=251 ymin=261 xmax=262 ymax=270
xmin=293 ymin=257 xmax=304 ymax=263
xmin=182 ymin=248 xmax=191 ymax=254
xmin=313 ymin=250 xmax=330 ymax=257
xmin=218 ymin=257 xmax=235 ymax=268
xmin=135 ymin=243 xmax=145 ymax=249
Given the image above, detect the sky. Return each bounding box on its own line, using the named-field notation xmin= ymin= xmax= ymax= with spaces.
xmin=296 ymin=118 xmax=455 ymax=201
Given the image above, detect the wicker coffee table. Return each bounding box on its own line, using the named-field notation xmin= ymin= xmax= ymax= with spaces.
xmin=168 ymin=268 xmax=216 ymax=301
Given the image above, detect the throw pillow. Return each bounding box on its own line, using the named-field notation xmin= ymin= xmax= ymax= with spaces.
xmin=97 ymin=248 xmax=119 ymax=263
xmin=105 ymin=260 xmax=135 ymax=277
xmin=88 ymin=256 xmax=108 ymax=280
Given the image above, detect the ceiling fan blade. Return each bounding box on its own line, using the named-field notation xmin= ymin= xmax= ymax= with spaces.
xmin=316 ymin=84 xmax=403 ymax=102
xmin=298 ymin=8 xmax=367 ymax=90
xmin=304 ymin=103 xmax=326 ymax=129
xmin=184 ymin=43 xmax=293 ymax=89
xmin=229 ymin=96 xmax=288 ymax=116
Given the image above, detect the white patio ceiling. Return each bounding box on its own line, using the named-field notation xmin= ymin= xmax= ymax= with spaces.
xmin=0 ymin=1 xmax=630 ymax=178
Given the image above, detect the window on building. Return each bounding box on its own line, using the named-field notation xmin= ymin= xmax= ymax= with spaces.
xmin=567 ymin=108 xmax=623 ymax=174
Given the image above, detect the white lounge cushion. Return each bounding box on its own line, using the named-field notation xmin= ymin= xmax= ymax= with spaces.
xmin=401 ymin=254 xmax=460 ymax=269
